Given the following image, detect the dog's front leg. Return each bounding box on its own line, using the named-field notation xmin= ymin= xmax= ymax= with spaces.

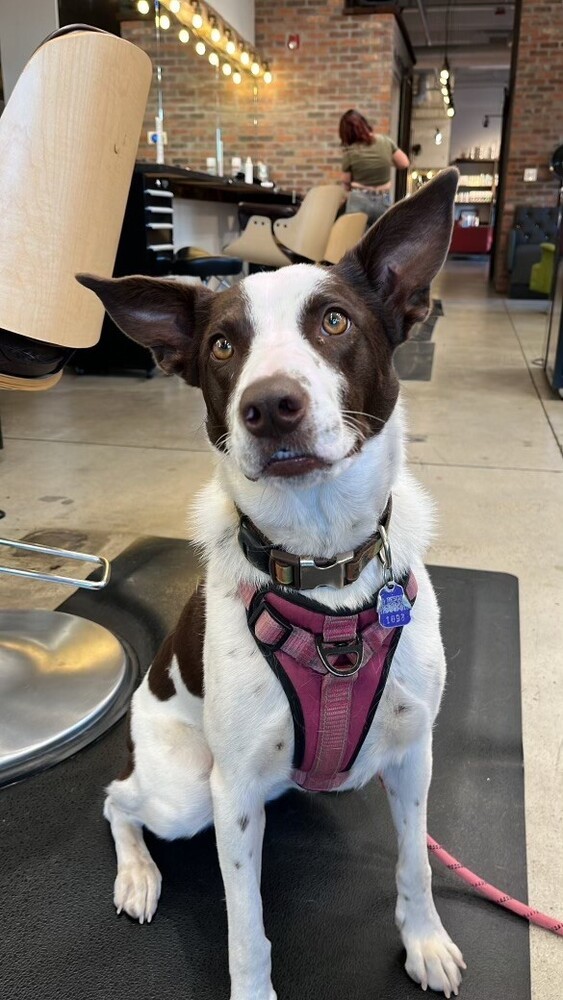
xmin=210 ymin=764 xmax=276 ymax=1000
xmin=382 ymin=735 xmax=466 ymax=998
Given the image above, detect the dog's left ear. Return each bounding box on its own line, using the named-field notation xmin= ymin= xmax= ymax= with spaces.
xmin=76 ymin=273 xmax=214 ymax=386
xmin=334 ymin=167 xmax=459 ymax=346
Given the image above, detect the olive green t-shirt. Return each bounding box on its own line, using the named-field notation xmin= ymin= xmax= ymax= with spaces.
xmin=341 ymin=135 xmax=398 ymax=187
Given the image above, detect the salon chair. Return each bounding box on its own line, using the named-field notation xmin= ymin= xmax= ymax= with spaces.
xmin=0 ymin=25 xmax=151 ymax=786
xmin=322 ymin=212 xmax=368 ymax=264
xmin=169 ymin=246 xmax=243 ymax=290
xmin=224 ymin=184 xmax=346 ymax=268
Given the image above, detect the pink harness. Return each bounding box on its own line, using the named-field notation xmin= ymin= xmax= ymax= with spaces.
xmin=241 ymin=575 xmax=418 ymax=792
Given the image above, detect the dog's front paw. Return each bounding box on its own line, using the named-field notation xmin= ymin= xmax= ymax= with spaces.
xmin=113 ymin=859 xmax=162 ymax=924
xmin=402 ymin=926 xmax=465 ymax=997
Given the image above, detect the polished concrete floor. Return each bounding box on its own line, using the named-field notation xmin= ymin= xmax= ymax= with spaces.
xmin=1 ymin=260 xmax=562 ymax=998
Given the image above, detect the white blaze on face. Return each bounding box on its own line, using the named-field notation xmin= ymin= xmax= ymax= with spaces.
xmin=228 ymin=265 xmax=356 ymax=478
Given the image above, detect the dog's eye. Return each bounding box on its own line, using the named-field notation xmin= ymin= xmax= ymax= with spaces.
xmin=212 ymin=336 xmax=234 ymax=361
xmin=321 ymin=309 xmax=350 ymax=336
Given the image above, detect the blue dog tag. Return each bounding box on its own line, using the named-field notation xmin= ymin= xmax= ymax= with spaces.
xmin=377 ymin=582 xmax=412 ymax=629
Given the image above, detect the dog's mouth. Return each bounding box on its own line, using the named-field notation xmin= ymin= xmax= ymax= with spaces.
xmin=263 ymin=448 xmax=332 ymax=478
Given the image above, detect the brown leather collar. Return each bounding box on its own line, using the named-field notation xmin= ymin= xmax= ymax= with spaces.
xmin=237 ymin=498 xmax=392 ymax=590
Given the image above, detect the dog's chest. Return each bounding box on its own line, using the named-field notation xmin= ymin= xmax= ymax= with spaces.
xmin=201 ymin=559 xmax=429 ymax=793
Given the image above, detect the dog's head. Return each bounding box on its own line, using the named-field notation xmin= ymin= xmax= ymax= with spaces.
xmin=78 ymin=168 xmax=457 ymax=485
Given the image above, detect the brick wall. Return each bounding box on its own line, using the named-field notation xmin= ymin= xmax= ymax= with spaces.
xmin=254 ymin=1 xmax=396 ymax=191
xmin=493 ymin=0 xmax=563 ymax=293
xmin=122 ymin=4 xmax=398 ymax=194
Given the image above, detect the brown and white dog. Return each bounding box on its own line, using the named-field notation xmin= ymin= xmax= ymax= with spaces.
xmin=78 ymin=167 xmax=464 ymax=1000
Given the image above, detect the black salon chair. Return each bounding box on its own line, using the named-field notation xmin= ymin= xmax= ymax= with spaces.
xmin=169 ymin=246 xmax=242 ymax=289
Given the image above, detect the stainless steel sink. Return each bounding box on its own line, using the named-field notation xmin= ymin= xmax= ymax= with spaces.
xmin=0 ymin=610 xmax=136 ymax=786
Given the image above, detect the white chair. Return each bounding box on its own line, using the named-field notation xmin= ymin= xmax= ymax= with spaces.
xmin=322 ymin=212 xmax=368 ymax=264
xmin=224 ymin=184 xmax=346 ymax=268
xmin=273 ymin=184 xmax=346 ymax=262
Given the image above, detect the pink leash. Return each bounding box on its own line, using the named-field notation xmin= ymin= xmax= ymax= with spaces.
xmin=427 ymin=835 xmax=563 ymax=937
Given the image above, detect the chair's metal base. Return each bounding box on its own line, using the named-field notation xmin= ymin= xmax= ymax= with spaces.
xmin=0 ymin=610 xmax=137 ymax=787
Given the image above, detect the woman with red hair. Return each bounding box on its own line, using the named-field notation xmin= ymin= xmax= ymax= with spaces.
xmin=339 ymin=109 xmax=409 ymax=225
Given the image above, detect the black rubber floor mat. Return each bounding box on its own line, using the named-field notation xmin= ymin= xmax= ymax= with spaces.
xmin=0 ymin=539 xmax=529 ymax=1000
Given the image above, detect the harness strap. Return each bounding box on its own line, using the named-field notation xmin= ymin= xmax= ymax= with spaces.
xmin=241 ymin=574 xmax=418 ymax=792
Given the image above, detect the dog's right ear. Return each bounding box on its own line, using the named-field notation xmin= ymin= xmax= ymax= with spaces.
xmin=334 ymin=168 xmax=458 ymax=346
xmin=76 ymin=274 xmax=214 ymax=386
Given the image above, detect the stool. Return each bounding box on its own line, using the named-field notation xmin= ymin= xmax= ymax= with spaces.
xmin=170 ymin=247 xmax=243 ymax=290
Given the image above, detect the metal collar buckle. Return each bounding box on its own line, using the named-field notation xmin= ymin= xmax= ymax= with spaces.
xmin=270 ymin=548 xmax=355 ymax=590
xmin=316 ymin=636 xmax=364 ymax=676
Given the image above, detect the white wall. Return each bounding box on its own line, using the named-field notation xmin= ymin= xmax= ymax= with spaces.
xmin=450 ymin=83 xmax=505 ymax=160
xmin=212 ymin=0 xmax=255 ymax=44
xmin=0 ymin=0 xmax=58 ymax=99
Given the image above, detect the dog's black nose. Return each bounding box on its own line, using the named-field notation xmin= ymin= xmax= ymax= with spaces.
xmin=239 ymin=376 xmax=309 ymax=438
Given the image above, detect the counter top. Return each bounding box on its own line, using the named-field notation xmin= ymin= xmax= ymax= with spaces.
xmin=136 ymin=161 xmax=298 ymax=206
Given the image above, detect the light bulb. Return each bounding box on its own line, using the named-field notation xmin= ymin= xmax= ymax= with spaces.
xmin=192 ymin=12 xmax=203 ymax=29
xmin=226 ymin=38 xmax=236 ymax=55
xmin=169 ymin=0 xmax=181 ymax=11
xmin=195 ymin=40 xmax=206 ymax=55
xmin=211 ymin=26 xmax=221 ymax=43
xmin=251 ymin=61 xmax=260 ymax=76
xmin=232 ymin=70 xmax=242 ymax=84
xmin=137 ymin=0 xmax=150 ymax=13
xmin=222 ymin=62 xmax=232 ymax=76
xmin=240 ymin=50 xmax=250 ymax=66
xmin=159 ymin=13 xmax=170 ymax=29
xmin=263 ymin=69 xmax=272 ymax=84
xmin=179 ymin=28 xmax=189 ymax=43
xmin=209 ymin=51 xmax=219 ymax=66
xmin=444 ymin=94 xmax=450 ymax=104
xmin=441 ymin=86 xmax=448 ymax=96
xmin=447 ymin=106 xmax=455 ymax=117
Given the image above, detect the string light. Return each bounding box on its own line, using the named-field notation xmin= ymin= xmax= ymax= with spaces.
xmin=153 ymin=1 xmax=273 ymax=86
xmin=191 ymin=3 xmax=203 ymax=29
